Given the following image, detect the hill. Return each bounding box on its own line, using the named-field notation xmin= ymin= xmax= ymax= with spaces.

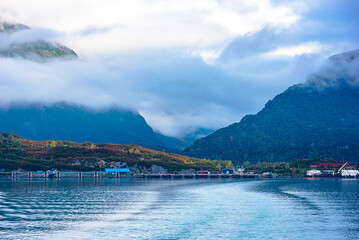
xmin=0 ymin=102 xmax=166 ymax=145
xmin=0 ymin=132 xmax=217 ymax=172
xmin=0 ymin=102 xmax=194 ymax=151
xmin=0 ymin=22 xmax=77 ymax=61
xmin=184 ymin=49 xmax=359 ymax=165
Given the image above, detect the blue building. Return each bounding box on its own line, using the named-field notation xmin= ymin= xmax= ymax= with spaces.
xmin=105 ymin=168 xmax=130 ymax=173
xmin=222 ymin=169 xmax=234 ymax=174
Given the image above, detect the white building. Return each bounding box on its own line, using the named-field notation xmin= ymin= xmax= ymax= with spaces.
xmin=306 ymin=169 xmax=321 ymax=176
xmin=341 ymin=170 xmax=359 ymax=177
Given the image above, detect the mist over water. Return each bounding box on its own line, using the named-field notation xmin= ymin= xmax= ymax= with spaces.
xmin=1 ymin=178 xmax=358 ymax=240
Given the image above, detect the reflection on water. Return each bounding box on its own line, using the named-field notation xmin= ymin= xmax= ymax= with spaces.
xmin=0 ymin=178 xmax=359 ymax=239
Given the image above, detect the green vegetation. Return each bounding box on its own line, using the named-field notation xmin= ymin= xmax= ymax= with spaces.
xmin=243 ymin=158 xmax=359 ymax=176
xmin=0 ymin=22 xmax=77 ymax=61
xmin=0 ymin=41 xmax=78 ymax=61
xmin=184 ymin=84 xmax=359 ymax=165
xmin=0 ymin=132 xmax=217 ymax=172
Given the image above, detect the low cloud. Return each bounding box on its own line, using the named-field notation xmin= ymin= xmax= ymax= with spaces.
xmin=0 ymin=27 xmax=58 ymax=49
xmin=304 ymin=50 xmax=359 ymax=89
xmin=0 ymin=53 xmax=272 ymax=136
xmin=0 ymin=0 xmax=358 ymax=137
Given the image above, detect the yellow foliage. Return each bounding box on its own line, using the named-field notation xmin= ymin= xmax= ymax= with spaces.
xmin=225 ymin=161 xmax=234 ymax=169
xmin=50 ymin=140 xmax=57 ymax=147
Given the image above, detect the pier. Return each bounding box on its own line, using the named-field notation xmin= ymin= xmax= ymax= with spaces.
xmin=0 ymin=171 xmax=259 ymax=179
xmin=137 ymin=173 xmax=257 ymax=179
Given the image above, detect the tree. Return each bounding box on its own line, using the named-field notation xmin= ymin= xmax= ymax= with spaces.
xmin=225 ymin=161 xmax=234 ymax=169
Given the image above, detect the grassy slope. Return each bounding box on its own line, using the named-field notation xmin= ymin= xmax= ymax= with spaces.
xmin=0 ymin=132 xmax=217 ymax=172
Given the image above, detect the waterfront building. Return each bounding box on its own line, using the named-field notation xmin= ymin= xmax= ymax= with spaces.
xmin=222 ymin=169 xmax=234 ymax=174
xmin=341 ymin=170 xmax=359 ymax=177
xmin=306 ymin=169 xmax=321 ymax=176
xmin=309 ymin=163 xmax=358 ymax=169
xmin=105 ymin=168 xmax=131 ymax=173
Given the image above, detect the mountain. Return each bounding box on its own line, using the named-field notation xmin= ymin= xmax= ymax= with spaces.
xmin=154 ymin=132 xmax=191 ymax=150
xmin=182 ymin=128 xmax=215 ymax=144
xmin=184 ymin=49 xmax=359 ymax=164
xmin=0 ymin=102 xmax=197 ymax=150
xmin=0 ymin=21 xmax=188 ymax=150
xmin=142 ymin=128 xmax=216 ymax=153
xmin=0 ymin=22 xmax=77 ymax=61
xmin=0 ymin=102 xmax=164 ymax=145
xmin=0 ymin=132 xmax=216 ymax=172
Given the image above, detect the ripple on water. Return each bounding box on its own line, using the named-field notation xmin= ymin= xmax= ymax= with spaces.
xmin=0 ymin=178 xmax=358 ymax=240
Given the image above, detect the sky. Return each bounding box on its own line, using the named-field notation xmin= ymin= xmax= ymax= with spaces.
xmin=0 ymin=0 xmax=358 ymax=137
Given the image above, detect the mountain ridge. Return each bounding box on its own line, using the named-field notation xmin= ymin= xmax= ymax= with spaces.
xmin=0 ymin=22 xmax=77 ymax=61
xmin=183 ymin=49 xmax=359 ymax=164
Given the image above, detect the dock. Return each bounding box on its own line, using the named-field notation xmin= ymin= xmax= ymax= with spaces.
xmin=0 ymin=171 xmax=259 ymax=179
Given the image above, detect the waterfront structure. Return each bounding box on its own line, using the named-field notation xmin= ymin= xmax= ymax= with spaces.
xmin=322 ymin=170 xmax=335 ymax=176
xmin=309 ymin=162 xmax=358 ymax=169
xmin=222 ymin=169 xmax=234 ymax=174
xmin=306 ymin=169 xmax=321 ymax=176
xmin=105 ymin=168 xmax=131 ymax=173
xmin=341 ymin=170 xmax=359 ymax=177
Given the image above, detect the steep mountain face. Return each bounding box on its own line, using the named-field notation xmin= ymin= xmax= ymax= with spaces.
xmin=184 ymin=49 xmax=359 ymax=164
xmin=0 ymin=103 xmax=163 ymax=145
xmin=0 ymin=22 xmax=77 ymax=61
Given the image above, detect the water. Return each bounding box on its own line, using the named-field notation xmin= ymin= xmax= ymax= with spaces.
xmin=1 ymin=178 xmax=359 ymax=239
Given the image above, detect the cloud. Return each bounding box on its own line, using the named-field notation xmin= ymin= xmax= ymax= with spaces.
xmin=0 ymin=27 xmax=57 ymax=49
xmin=0 ymin=0 xmax=358 ymax=137
xmin=0 ymin=52 xmax=279 ymax=136
xmin=0 ymin=0 xmax=300 ymax=57
xmin=304 ymin=49 xmax=359 ymax=89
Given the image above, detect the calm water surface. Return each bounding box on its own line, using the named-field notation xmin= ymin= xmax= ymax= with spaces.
xmin=0 ymin=178 xmax=358 ymax=239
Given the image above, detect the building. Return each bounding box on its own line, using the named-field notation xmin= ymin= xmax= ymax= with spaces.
xmin=322 ymin=170 xmax=334 ymax=176
xmin=309 ymin=163 xmax=358 ymax=169
xmin=105 ymin=168 xmax=130 ymax=173
xmin=222 ymin=169 xmax=234 ymax=174
xmin=341 ymin=170 xmax=359 ymax=177
xmin=306 ymin=169 xmax=321 ymax=176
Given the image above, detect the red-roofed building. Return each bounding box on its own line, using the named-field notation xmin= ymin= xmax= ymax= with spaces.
xmin=309 ymin=162 xmax=358 ymax=169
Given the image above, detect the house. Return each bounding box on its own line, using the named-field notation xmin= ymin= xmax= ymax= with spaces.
xmin=222 ymin=169 xmax=234 ymax=174
xmin=309 ymin=162 xmax=358 ymax=169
